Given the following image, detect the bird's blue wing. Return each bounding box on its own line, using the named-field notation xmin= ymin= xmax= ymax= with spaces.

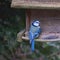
xmin=29 ymin=31 xmax=35 ymax=51
xmin=29 ymin=26 xmax=41 ymax=51
xmin=29 ymin=31 xmax=33 ymax=44
xmin=34 ymin=27 xmax=41 ymax=38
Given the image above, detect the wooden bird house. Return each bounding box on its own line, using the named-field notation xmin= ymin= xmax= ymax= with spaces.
xmin=11 ymin=0 xmax=60 ymax=42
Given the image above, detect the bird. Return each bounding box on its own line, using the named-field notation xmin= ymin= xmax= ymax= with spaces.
xmin=29 ymin=20 xmax=41 ymax=51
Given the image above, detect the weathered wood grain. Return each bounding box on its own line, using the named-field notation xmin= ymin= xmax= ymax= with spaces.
xmin=11 ymin=0 xmax=60 ymax=9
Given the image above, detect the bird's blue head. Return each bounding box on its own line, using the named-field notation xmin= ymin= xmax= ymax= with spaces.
xmin=32 ymin=20 xmax=40 ymax=27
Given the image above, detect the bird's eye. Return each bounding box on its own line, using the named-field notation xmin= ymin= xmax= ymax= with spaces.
xmin=36 ymin=22 xmax=38 ymax=23
xmin=36 ymin=22 xmax=39 ymax=24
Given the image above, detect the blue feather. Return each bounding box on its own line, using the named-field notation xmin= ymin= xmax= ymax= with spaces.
xmin=31 ymin=39 xmax=35 ymax=51
xmin=29 ymin=20 xmax=41 ymax=51
xmin=29 ymin=31 xmax=35 ymax=51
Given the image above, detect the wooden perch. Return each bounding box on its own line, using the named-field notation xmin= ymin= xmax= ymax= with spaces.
xmin=17 ymin=29 xmax=60 ymax=42
xmin=17 ymin=29 xmax=25 ymax=42
xmin=22 ymin=36 xmax=60 ymax=42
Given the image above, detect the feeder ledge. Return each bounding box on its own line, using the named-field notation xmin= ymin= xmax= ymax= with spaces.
xmin=17 ymin=29 xmax=60 ymax=42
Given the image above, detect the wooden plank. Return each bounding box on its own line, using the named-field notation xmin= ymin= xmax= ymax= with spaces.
xmin=17 ymin=29 xmax=60 ymax=42
xmin=25 ymin=9 xmax=31 ymax=37
xmin=11 ymin=0 xmax=60 ymax=9
xmin=26 ymin=9 xmax=31 ymax=31
xmin=17 ymin=29 xmax=25 ymax=42
xmin=22 ymin=36 xmax=60 ymax=42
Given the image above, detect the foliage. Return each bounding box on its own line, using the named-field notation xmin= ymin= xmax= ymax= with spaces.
xmin=0 ymin=0 xmax=12 ymax=8
xmin=0 ymin=8 xmax=25 ymax=60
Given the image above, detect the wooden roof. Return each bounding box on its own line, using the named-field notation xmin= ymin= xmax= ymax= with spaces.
xmin=11 ymin=0 xmax=60 ymax=9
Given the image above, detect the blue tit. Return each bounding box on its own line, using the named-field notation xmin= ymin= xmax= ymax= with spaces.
xmin=29 ymin=20 xmax=41 ymax=51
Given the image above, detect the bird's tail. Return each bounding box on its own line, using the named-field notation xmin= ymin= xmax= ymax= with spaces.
xmin=31 ymin=39 xmax=35 ymax=52
xmin=29 ymin=32 xmax=35 ymax=51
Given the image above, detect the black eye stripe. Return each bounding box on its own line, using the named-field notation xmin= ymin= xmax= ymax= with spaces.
xmin=36 ymin=22 xmax=39 ymax=23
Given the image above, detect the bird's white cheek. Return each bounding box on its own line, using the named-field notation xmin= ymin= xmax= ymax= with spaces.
xmin=34 ymin=23 xmax=39 ymax=26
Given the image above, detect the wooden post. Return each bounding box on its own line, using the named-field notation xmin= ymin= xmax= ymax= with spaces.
xmin=25 ymin=9 xmax=31 ymax=36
